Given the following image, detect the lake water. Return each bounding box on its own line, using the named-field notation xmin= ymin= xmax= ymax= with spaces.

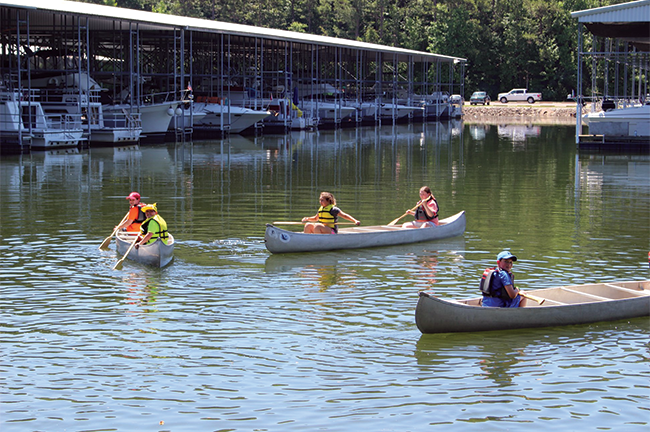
xmin=1 ymin=121 xmax=649 ymax=431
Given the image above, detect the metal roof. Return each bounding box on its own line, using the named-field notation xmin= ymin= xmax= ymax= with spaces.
xmin=571 ymin=0 xmax=650 ymax=22
xmin=0 ymin=0 xmax=465 ymax=63
xmin=571 ymin=0 xmax=650 ymax=52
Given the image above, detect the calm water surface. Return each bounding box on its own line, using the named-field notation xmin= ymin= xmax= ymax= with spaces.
xmin=1 ymin=121 xmax=649 ymax=431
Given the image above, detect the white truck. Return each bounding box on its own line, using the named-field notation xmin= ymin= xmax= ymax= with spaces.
xmin=497 ymin=88 xmax=542 ymax=104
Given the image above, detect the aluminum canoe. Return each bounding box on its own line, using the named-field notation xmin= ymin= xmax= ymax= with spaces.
xmin=264 ymin=210 xmax=466 ymax=254
xmin=415 ymin=280 xmax=650 ymax=334
xmin=116 ymin=231 xmax=175 ymax=268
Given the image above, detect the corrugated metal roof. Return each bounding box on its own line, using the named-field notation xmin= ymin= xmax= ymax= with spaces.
xmin=0 ymin=0 xmax=465 ymax=63
xmin=571 ymin=0 xmax=650 ymax=22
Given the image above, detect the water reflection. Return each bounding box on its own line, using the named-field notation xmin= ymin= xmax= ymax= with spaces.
xmin=265 ymin=237 xmax=466 ymax=293
xmin=497 ymin=124 xmax=541 ymax=142
xmin=120 ymin=271 xmax=162 ymax=314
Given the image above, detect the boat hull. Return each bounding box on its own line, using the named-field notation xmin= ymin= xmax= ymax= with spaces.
xmin=415 ymin=280 xmax=650 ymax=334
xmin=193 ymin=103 xmax=270 ymax=133
xmin=584 ymin=104 xmax=650 ymax=137
xmin=116 ymin=232 xmax=175 ymax=267
xmin=265 ymin=211 xmax=465 ymax=254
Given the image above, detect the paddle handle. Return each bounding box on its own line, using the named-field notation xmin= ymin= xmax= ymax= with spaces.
xmin=99 ymin=212 xmax=130 ymax=249
xmin=520 ymin=292 xmax=545 ymax=305
xmin=387 ymin=201 xmax=423 ymax=226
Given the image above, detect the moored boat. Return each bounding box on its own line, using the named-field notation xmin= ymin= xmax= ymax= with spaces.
xmin=583 ymin=104 xmax=650 ymax=137
xmin=415 ymin=280 xmax=650 ymax=334
xmin=264 ymin=210 xmax=465 ymax=254
xmin=115 ymin=231 xmax=174 ymax=267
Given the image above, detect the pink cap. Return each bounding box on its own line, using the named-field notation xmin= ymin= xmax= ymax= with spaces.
xmin=126 ymin=192 xmax=140 ymax=200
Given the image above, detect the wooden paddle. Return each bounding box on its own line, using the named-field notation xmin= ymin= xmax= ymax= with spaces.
xmin=272 ymin=221 xmax=358 ymax=225
xmin=112 ymin=235 xmax=139 ymax=270
xmin=520 ymin=291 xmax=546 ymax=305
xmin=387 ymin=201 xmax=424 ymax=226
xmin=99 ymin=212 xmax=129 ymax=250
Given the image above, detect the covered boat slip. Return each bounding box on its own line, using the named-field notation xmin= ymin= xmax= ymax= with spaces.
xmin=1 ymin=0 xmax=465 ymax=148
xmin=115 ymin=231 xmax=175 ymax=268
xmin=572 ymin=1 xmax=650 ymax=148
xmin=264 ymin=211 xmax=465 ymax=254
xmin=415 ymin=280 xmax=650 ymax=334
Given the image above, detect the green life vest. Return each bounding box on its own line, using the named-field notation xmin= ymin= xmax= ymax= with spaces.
xmin=140 ymin=214 xmax=169 ymax=245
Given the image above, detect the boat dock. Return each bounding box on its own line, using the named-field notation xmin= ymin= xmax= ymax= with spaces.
xmin=572 ymin=1 xmax=650 ymax=152
xmin=0 ymin=0 xmax=466 ymax=154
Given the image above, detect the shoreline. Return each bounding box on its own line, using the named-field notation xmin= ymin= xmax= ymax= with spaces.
xmin=461 ymin=102 xmax=583 ymax=125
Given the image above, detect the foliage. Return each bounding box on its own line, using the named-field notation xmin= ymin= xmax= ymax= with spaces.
xmin=74 ymin=0 xmax=628 ymax=100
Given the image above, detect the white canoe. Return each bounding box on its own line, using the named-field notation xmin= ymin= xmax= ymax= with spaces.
xmin=416 ymin=280 xmax=650 ymax=334
xmin=264 ymin=211 xmax=465 ymax=254
xmin=116 ymin=231 xmax=175 ymax=268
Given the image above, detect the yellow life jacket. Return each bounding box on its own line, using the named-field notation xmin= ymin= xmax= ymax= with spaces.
xmin=317 ymin=204 xmax=337 ymax=228
xmin=140 ymin=214 xmax=169 ymax=245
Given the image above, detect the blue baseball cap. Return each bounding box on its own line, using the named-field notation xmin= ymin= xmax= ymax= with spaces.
xmin=497 ymin=250 xmax=517 ymax=261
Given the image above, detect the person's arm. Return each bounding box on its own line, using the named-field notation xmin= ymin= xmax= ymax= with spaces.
xmin=116 ymin=207 xmax=138 ymax=230
xmin=135 ymin=220 xmax=156 ymax=248
xmin=337 ymin=210 xmax=361 ymax=226
xmin=504 ymin=284 xmax=520 ymax=299
xmin=503 ymin=272 xmax=521 ymax=299
xmin=406 ymin=199 xmax=424 ymax=216
xmin=116 ymin=218 xmax=135 ymax=230
xmin=137 ymin=232 xmax=153 ymax=247
xmin=301 ymin=213 xmax=319 ymax=223
xmin=421 ymin=197 xmax=437 ymax=217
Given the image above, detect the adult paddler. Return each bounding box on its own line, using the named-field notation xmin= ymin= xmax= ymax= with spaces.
xmin=135 ymin=203 xmax=170 ymax=249
xmin=115 ymin=192 xmax=147 ymax=233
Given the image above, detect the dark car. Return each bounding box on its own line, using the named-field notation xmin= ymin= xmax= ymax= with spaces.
xmin=469 ymin=91 xmax=490 ymax=105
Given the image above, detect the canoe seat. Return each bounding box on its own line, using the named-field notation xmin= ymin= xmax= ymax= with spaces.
xmin=603 ymin=283 xmax=650 ymax=296
xmin=560 ymin=287 xmax=610 ymax=302
xmin=341 ymin=226 xmax=404 ymax=233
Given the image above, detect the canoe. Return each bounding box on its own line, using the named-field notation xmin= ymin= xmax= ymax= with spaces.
xmin=264 ymin=210 xmax=466 ymax=254
xmin=415 ymin=280 xmax=650 ymax=334
xmin=115 ymin=231 xmax=175 ymax=268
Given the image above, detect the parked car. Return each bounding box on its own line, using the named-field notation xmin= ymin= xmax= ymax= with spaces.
xmin=497 ymin=88 xmax=542 ymax=104
xmin=469 ymin=91 xmax=490 ymax=105
xmin=450 ymin=94 xmax=463 ymax=104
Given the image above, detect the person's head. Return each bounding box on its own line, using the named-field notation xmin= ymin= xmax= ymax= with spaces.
xmin=141 ymin=203 xmax=157 ymax=217
xmin=126 ymin=191 xmax=141 ymax=205
xmin=497 ymin=250 xmax=517 ymax=271
xmin=319 ymin=192 xmax=336 ymax=206
xmin=419 ymin=186 xmax=432 ymax=199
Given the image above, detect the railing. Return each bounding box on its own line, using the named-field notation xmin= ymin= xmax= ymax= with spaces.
xmin=44 ymin=113 xmax=83 ymax=131
xmin=103 ymin=111 xmax=142 ymax=131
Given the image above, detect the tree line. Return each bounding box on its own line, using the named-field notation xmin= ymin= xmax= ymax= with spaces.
xmin=78 ymin=0 xmax=627 ymax=101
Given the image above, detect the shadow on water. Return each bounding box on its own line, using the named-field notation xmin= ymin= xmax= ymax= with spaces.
xmin=264 ymin=235 xmax=467 ymax=274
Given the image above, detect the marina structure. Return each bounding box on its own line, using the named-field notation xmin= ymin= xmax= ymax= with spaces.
xmin=572 ymin=0 xmax=650 ymax=150
xmin=0 ymin=0 xmax=465 ymax=153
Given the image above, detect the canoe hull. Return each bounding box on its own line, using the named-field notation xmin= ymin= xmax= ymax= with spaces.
xmin=265 ymin=211 xmax=466 ymax=254
xmin=415 ymin=280 xmax=650 ymax=334
xmin=116 ymin=232 xmax=175 ymax=268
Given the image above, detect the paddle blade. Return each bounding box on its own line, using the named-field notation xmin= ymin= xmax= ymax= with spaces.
xmin=112 ymin=259 xmax=125 ymax=270
xmin=99 ymin=236 xmax=112 ymax=250
xmin=387 ymin=213 xmax=406 ymax=226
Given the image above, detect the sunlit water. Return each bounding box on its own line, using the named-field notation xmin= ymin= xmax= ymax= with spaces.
xmin=1 ymin=121 xmax=649 ymax=431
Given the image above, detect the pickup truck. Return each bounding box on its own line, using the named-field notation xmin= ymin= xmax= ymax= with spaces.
xmin=497 ymin=88 xmax=542 ymax=104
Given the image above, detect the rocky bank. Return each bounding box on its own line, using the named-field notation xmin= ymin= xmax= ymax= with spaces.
xmin=461 ymin=103 xmax=583 ymax=125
